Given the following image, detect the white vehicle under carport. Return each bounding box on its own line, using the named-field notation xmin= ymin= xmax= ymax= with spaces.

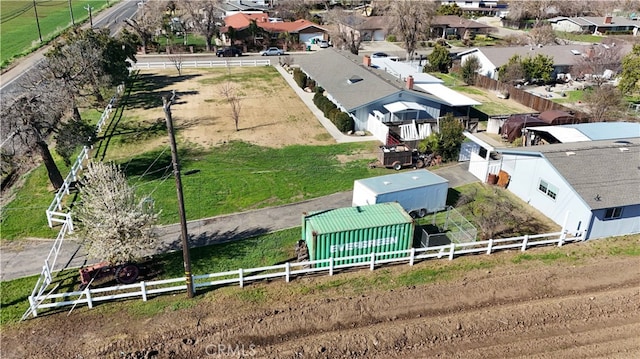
xmin=352 ymin=169 xmax=449 ymax=218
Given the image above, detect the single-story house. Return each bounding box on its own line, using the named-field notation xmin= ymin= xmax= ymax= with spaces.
xmin=547 ymin=16 xmax=639 ymax=36
xmin=461 ymin=125 xmax=640 ymax=240
xmin=457 ymin=43 xmax=628 ymax=81
xmin=430 ymin=15 xmax=496 ymax=39
xmin=337 ymin=16 xmax=390 ymax=43
xmin=221 ymin=12 xmax=328 ymax=48
xmin=439 ymin=1 xmax=506 ymax=17
xmin=296 ymin=48 xmax=480 ymax=145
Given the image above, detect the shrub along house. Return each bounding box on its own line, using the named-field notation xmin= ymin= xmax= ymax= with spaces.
xmin=220 ymin=12 xmax=328 ymax=50
xmin=296 ymin=48 xmax=480 ymax=145
xmin=461 ymin=123 xmax=640 ymax=240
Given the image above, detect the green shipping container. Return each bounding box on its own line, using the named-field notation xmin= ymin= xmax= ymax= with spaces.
xmin=302 ymin=202 xmax=415 ymax=267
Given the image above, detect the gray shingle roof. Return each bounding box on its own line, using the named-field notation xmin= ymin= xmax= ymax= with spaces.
xmin=501 ymin=139 xmax=640 ymax=209
xmin=296 ymin=49 xmax=402 ymax=111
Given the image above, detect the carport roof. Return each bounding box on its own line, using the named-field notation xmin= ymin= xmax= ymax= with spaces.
xmin=414 ymin=84 xmax=481 ymax=106
xmin=383 ymin=101 xmax=427 ymax=113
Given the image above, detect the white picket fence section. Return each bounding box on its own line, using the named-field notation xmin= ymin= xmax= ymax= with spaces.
xmin=131 ymin=59 xmax=271 ymax=70
xmin=26 ymin=230 xmax=585 ymax=317
xmin=45 ymin=84 xmax=124 ymax=229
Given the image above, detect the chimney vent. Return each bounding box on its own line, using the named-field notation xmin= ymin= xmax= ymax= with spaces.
xmin=604 ymin=16 xmax=612 ymax=24
xmin=406 ymin=75 xmax=414 ymax=90
xmin=363 ymin=55 xmax=371 ymax=67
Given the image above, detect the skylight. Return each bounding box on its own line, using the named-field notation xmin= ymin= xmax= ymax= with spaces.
xmin=348 ymin=76 xmax=363 ymax=84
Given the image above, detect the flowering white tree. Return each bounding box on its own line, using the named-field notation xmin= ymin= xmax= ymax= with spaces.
xmin=74 ymin=161 xmax=158 ymax=263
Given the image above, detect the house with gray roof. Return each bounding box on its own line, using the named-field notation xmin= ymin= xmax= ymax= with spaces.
xmin=296 ymin=48 xmax=480 ymax=144
xmin=461 ymin=124 xmax=640 ymax=240
xmin=547 ymin=16 xmax=639 ymax=36
xmin=458 ymin=43 xmax=631 ymax=80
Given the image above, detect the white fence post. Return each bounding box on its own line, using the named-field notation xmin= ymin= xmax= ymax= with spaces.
xmin=141 ymin=281 xmax=147 ymax=301
xmin=521 ymin=235 xmax=529 ymax=251
xmin=329 ymin=257 xmax=334 ymax=276
xmin=85 ymin=288 xmax=93 ymax=309
xmin=28 ymin=296 xmax=38 ymax=318
xmin=370 ymin=252 xmax=375 ymax=271
xmin=409 ymin=247 xmax=415 ymax=266
xmin=558 ymin=231 xmax=566 ymax=247
xmin=487 ymin=238 xmax=493 ymax=254
xmin=238 ymin=268 xmax=244 ymax=288
xmin=285 ymin=262 xmax=290 ymax=283
xmin=449 ymin=243 xmax=455 ymax=260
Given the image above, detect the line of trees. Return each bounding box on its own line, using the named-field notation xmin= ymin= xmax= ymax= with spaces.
xmin=1 ymin=27 xmax=136 ymax=190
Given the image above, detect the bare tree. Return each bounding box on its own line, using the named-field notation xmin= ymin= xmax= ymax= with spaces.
xmin=387 ymin=0 xmax=438 ymax=60
xmin=507 ymin=0 xmax=558 ymax=23
xmin=167 ymin=45 xmax=184 ymax=76
xmin=219 ymin=81 xmax=242 ymax=131
xmin=583 ymin=84 xmax=624 ymax=122
xmin=273 ymin=0 xmax=314 ymax=21
xmin=1 ymin=82 xmax=67 ymax=189
xmin=528 ymin=24 xmax=557 ymax=46
xmin=183 ymin=0 xmax=221 ymax=52
xmin=324 ymin=9 xmax=365 ymax=55
xmin=73 ymin=161 xmax=158 ymax=264
xmin=574 ymin=43 xmax=623 ymax=86
xmin=125 ymin=0 xmax=166 ymax=54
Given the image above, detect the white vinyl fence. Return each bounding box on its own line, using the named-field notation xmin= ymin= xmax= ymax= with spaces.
xmin=25 ymin=230 xmax=585 ymax=318
xmin=131 ymin=59 xmax=271 ymax=70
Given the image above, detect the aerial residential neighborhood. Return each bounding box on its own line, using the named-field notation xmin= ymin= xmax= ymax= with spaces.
xmin=1 ymin=0 xmax=639 ymax=357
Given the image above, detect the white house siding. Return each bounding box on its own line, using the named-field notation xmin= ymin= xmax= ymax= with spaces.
xmin=500 ymin=153 xmax=593 ymax=235
xmin=300 ymin=33 xmax=323 ymax=44
xmin=588 ymin=205 xmax=640 ymax=239
xmin=461 ymin=51 xmax=497 ymax=79
xmin=372 ymin=30 xmax=386 ymax=41
xmin=551 ymin=21 xmax=583 ymax=33
xmin=352 ymin=92 xmax=443 ymax=131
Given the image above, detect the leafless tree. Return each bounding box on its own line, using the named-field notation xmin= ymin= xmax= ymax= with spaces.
xmin=167 ymin=45 xmax=184 ymax=76
xmin=125 ymin=0 xmax=166 ymax=54
xmin=583 ymin=84 xmax=624 ymax=122
xmin=386 ymin=0 xmax=439 ymax=60
xmin=73 ymin=161 xmax=158 ymax=263
xmin=183 ymin=0 xmax=222 ymax=52
xmin=507 ymin=0 xmax=558 ymax=23
xmin=324 ymin=9 xmax=365 ymax=55
xmin=273 ymin=0 xmax=314 ymax=21
xmin=219 ymin=81 xmax=242 ymax=131
xmin=574 ymin=44 xmax=623 ymax=86
xmin=1 ymin=79 xmax=67 ymax=189
xmin=528 ymin=24 xmax=557 ymax=46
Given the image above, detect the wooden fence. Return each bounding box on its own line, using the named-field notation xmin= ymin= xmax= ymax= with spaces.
xmin=473 ymin=75 xmax=591 ymax=122
xmin=25 ymin=230 xmax=585 ymax=318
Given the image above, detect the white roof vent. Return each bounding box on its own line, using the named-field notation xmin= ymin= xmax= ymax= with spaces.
xmin=619 ymin=147 xmax=629 ymax=152
xmin=383 ymin=181 xmax=391 ymax=185
xmin=566 ymin=151 xmax=576 ymax=156
xmin=412 ymin=176 xmax=419 ymax=180
xmin=570 ymin=50 xmax=581 ymax=55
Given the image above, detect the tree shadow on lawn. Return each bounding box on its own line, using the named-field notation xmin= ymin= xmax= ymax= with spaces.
xmin=126 ymin=73 xmax=202 ymax=110
xmin=162 ymin=226 xmax=272 ymax=253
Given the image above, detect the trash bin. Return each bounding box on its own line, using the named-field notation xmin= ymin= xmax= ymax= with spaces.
xmin=307 ymin=45 xmax=311 ymax=51
xmin=311 ymin=39 xmax=316 ymax=44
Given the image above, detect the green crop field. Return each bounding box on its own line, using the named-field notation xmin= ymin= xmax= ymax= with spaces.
xmin=0 ymin=0 xmax=112 ymax=67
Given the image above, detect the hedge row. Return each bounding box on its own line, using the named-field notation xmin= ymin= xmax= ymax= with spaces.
xmin=313 ymin=89 xmax=354 ymax=133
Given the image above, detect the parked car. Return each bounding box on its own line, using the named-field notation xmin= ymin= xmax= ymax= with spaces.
xmin=260 ymin=47 xmax=285 ymax=56
xmin=216 ymin=47 xmax=242 ymax=57
xmin=318 ymin=40 xmax=329 ymax=48
xmin=371 ymin=52 xmax=389 ymax=58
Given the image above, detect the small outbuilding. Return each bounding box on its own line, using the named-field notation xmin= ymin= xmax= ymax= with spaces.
xmin=538 ymin=110 xmax=575 ymax=125
xmin=501 ymin=114 xmax=548 ymax=142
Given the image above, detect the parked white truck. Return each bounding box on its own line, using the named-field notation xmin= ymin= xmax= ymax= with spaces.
xmin=352 ymin=169 xmax=449 ymax=218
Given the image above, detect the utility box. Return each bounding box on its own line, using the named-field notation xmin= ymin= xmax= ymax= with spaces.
xmin=302 ymin=202 xmax=414 ymax=267
xmin=352 ymin=169 xmax=449 ymax=218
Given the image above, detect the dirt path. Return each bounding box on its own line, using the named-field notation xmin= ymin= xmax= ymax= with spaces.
xmin=4 ymin=251 xmax=639 ymax=358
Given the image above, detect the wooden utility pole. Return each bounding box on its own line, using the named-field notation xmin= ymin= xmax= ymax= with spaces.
xmin=163 ymin=91 xmax=194 ymax=298
xmin=33 ymin=0 xmax=43 ymax=42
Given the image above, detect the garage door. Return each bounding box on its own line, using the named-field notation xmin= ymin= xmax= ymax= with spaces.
xmin=372 ymin=30 xmax=386 ymax=41
xmin=300 ymin=33 xmax=323 ymax=44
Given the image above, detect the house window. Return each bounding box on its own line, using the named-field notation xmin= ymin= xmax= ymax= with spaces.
xmin=538 ymin=179 xmax=558 ymax=200
xmin=604 ymin=207 xmax=623 ymax=220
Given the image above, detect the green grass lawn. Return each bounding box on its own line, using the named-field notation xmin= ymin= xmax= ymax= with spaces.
xmin=0 ymin=0 xmax=113 ymax=67
xmin=554 ymin=31 xmax=603 ymax=44
xmin=551 ymin=90 xmax=586 ymax=104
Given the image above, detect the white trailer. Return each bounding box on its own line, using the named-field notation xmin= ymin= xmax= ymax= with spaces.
xmin=352 ymin=169 xmax=449 ymax=218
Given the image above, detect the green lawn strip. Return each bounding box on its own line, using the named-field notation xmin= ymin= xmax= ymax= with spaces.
xmin=551 ymin=90 xmax=586 ymax=104
xmin=129 ymin=141 xmax=380 ymax=225
xmin=0 ymin=0 xmax=113 ymax=68
xmin=554 ymin=31 xmax=603 ymax=44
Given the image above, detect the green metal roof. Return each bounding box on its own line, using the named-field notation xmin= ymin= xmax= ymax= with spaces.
xmin=305 ymin=202 xmax=412 ymax=234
